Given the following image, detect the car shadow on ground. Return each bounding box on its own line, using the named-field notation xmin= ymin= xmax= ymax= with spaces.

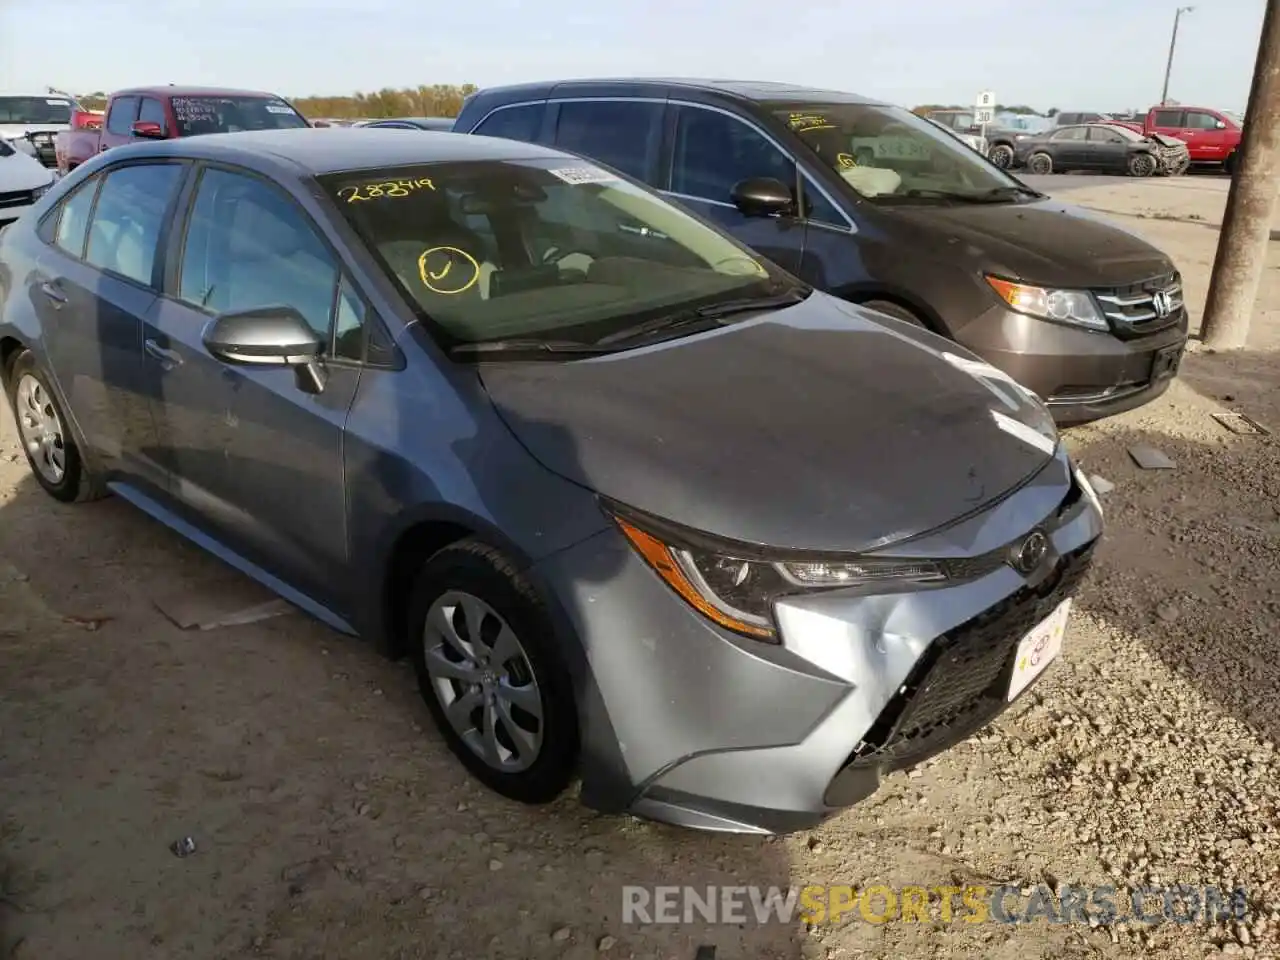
xmin=1064 ymin=349 xmax=1280 ymax=750
xmin=0 ymin=452 xmax=804 ymax=960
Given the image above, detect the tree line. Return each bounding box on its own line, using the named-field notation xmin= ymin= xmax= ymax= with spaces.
xmin=74 ymin=84 xmax=480 ymax=120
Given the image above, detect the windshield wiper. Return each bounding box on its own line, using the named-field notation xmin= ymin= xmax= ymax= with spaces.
xmin=449 ymin=339 xmax=612 ymax=357
xmin=596 ymin=289 xmax=809 ymax=347
xmin=891 ymin=186 xmax=1040 ymax=204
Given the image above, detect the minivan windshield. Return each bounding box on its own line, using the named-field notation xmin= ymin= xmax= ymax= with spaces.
xmin=0 ymin=96 xmax=73 ymax=125
xmin=171 ymin=96 xmax=308 ymax=136
xmin=323 ymin=159 xmax=797 ymax=352
xmin=776 ymin=103 xmax=1028 ymax=203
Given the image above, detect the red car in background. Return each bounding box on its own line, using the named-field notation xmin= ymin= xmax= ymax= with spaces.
xmin=1138 ymin=106 xmax=1243 ymax=173
xmin=55 ymin=85 xmax=308 ymax=174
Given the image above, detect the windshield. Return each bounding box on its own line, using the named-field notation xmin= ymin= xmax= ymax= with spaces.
xmin=171 ymin=96 xmax=308 ymax=136
xmin=778 ymin=103 xmax=1025 ymax=202
xmin=0 ymin=96 xmax=73 ymax=125
xmin=322 ymin=159 xmax=795 ymax=350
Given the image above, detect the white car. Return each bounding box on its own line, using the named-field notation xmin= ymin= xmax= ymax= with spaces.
xmin=0 ymin=137 xmax=55 ymax=231
xmin=0 ymin=93 xmax=77 ymax=168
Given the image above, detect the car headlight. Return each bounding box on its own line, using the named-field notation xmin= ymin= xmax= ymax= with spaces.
xmin=985 ymin=276 xmax=1108 ymax=331
xmin=607 ymin=506 xmax=946 ymax=641
xmin=31 ymin=181 xmax=52 ymax=200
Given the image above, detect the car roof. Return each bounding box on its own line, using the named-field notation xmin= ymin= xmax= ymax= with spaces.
xmin=111 ymin=85 xmax=285 ymax=99
xmin=125 ymin=127 xmax=571 ymax=176
xmin=477 ymin=77 xmax=888 ymax=106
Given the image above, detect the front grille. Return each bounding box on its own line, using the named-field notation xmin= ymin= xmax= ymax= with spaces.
xmin=0 ymin=189 xmax=34 ymax=210
xmin=1093 ymin=271 xmax=1183 ymax=338
xmin=843 ymin=541 xmax=1096 ymax=773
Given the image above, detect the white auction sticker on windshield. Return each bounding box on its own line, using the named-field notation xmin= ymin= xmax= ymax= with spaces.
xmin=547 ymin=165 xmax=619 ymax=185
xmin=264 ymin=104 xmax=295 ymax=115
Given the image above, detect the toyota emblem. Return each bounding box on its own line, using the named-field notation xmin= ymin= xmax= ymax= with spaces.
xmin=1011 ymin=531 xmax=1049 ymax=575
xmin=1152 ymin=289 xmax=1174 ymax=319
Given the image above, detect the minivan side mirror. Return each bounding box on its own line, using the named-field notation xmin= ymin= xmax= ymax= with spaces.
xmin=730 ymin=177 xmax=796 ymax=218
xmin=131 ymin=120 xmax=166 ymax=140
xmin=203 ymin=306 xmax=328 ymax=393
xmin=1215 ymin=119 xmax=1227 ymax=130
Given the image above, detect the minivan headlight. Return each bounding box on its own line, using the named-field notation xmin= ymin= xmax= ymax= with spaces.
xmin=985 ymin=276 xmax=1108 ymax=331
xmin=608 ymin=508 xmax=946 ymax=641
xmin=31 ymin=181 xmax=52 ymax=200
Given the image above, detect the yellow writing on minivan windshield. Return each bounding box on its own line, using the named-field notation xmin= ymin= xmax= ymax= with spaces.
xmin=789 ymin=113 xmax=835 ymax=132
xmin=339 ymin=178 xmax=437 ymax=204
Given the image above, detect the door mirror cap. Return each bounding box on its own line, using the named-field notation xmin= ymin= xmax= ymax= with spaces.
xmin=203 ymin=306 xmax=323 ymax=366
xmin=131 ymin=120 xmax=166 ymax=140
xmin=1215 ymin=120 xmax=1227 ymax=129
xmin=729 ymin=177 xmax=796 ymax=218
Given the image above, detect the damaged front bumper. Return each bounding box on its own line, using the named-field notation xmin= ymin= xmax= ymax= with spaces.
xmin=538 ymin=445 xmax=1105 ymax=834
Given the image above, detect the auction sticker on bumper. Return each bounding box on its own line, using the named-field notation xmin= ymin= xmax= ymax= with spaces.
xmin=1008 ymin=599 xmax=1071 ymax=701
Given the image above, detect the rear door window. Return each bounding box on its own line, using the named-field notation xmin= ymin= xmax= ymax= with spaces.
xmin=84 ymin=163 xmax=185 ymax=285
xmin=472 ymin=103 xmax=544 ymax=142
xmin=553 ymin=100 xmax=662 ymax=182
xmin=1152 ymin=109 xmax=1184 ymax=127
xmin=105 ymin=97 xmax=140 ymax=136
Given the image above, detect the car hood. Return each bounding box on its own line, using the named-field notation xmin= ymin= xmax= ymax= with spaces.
xmin=0 ymin=149 xmax=55 ymax=190
xmin=889 ymin=197 xmax=1173 ymax=287
xmin=479 ymin=294 xmax=1059 ymax=554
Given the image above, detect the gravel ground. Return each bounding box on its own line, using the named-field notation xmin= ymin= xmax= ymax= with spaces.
xmin=2 ymin=179 xmax=1279 ymax=960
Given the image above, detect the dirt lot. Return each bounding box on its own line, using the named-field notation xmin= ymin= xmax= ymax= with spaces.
xmin=2 ymin=176 xmax=1279 ymax=960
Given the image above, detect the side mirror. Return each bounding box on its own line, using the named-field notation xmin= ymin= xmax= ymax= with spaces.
xmin=131 ymin=121 xmax=166 ymax=140
xmin=203 ymin=306 xmax=327 ymax=392
xmin=729 ymin=177 xmax=796 ymax=218
xmin=1215 ymin=120 xmax=1227 ymax=130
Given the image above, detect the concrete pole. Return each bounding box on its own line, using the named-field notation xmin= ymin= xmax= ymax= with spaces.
xmin=1199 ymin=0 xmax=1280 ymax=350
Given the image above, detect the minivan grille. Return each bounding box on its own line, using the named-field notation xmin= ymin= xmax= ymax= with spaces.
xmin=843 ymin=540 xmax=1096 ymax=773
xmin=1093 ymin=271 xmax=1183 ymax=339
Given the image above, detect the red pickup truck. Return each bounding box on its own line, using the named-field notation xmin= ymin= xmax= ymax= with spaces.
xmin=1136 ymin=105 xmax=1243 ymax=173
xmin=55 ymin=85 xmax=309 ymax=175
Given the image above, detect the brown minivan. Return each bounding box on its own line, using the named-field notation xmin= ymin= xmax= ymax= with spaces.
xmin=454 ymin=79 xmax=1189 ymax=425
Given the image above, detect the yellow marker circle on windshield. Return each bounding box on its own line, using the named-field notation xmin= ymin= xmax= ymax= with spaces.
xmin=837 ymin=152 xmax=857 ymax=168
xmin=418 ymin=246 xmax=480 ymax=295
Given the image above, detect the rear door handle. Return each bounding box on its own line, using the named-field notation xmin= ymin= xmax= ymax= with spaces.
xmin=144 ymin=338 xmax=184 ymax=368
xmin=38 ymin=280 xmax=68 ymax=307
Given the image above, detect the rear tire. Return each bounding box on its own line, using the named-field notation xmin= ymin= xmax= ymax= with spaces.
xmin=407 ymin=539 xmax=578 ymax=805
xmin=1027 ymin=152 xmax=1053 ymax=175
xmin=1224 ymin=151 xmax=1239 ymax=177
xmin=6 ymin=350 xmax=105 ymax=503
xmin=1128 ymin=152 xmax=1156 ymax=178
xmin=988 ymin=143 xmax=1015 ymax=169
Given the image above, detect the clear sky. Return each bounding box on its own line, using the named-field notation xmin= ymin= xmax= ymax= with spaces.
xmin=0 ymin=0 xmax=1266 ymax=113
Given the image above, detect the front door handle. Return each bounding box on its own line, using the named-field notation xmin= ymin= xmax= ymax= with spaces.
xmin=38 ymin=280 xmax=68 ymax=307
xmin=144 ymin=338 xmax=184 ymax=369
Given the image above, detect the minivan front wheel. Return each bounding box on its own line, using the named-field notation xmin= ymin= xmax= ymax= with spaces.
xmin=6 ymin=350 xmax=104 ymax=503
xmin=1027 ymin=152 xmax=1053 ymax=175
xmin=988 ymin=143 xmax=1015 ymax=168
xmin=407 ymin=539 xmax=578 ymax=804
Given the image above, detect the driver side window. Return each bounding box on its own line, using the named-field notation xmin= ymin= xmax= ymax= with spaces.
xmin=670 ymin=106 xmax=796 ymax=205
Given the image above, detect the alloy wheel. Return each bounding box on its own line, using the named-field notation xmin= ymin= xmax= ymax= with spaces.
xmin=422 ymin=590 xmax=544 ymax=773
xmin=15 ymin=374 xmax=66 ymax=484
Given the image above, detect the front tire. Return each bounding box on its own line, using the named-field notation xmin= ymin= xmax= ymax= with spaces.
xmin=988 ymin=143 xmax=1015 ymax=169
xmin=1027 ymin=152 xmax=1053 ymax=175
xmin=6 ymin=350 xmax=104 ymax=503
xmin=1128 ymin=152 xmax=1157 ymax=178
xmin=407 ymin=539 xmax=579 ymax=805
